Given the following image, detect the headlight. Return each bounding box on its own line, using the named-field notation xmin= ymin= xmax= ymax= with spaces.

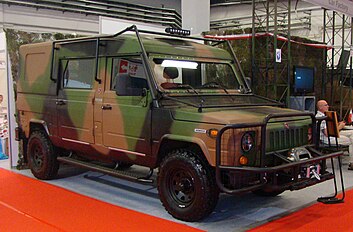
xmin=241 ymin=132 xmax=255 ymax=152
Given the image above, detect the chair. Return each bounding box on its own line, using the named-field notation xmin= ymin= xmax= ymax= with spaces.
xmin=161 ymin=67 xmax=179 ymax=89
xmin=325 ymin=111 xmax=340 ymax=142
xmin=317 ymin=111 xmax=345 ymax=204
xmin=322 ymin=111 xmax=349 ymax=151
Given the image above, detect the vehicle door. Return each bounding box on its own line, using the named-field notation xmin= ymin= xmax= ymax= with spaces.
xmin=102 ymin=56 xmax=151 ymax=157
xmin=56 ymin=50 xmax=95 ymax=144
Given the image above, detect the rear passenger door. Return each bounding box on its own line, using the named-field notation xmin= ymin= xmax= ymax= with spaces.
xmin=102 ymin=56 xmax=151 ymax=156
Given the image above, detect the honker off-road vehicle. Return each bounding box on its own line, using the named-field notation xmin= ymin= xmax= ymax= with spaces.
xmin=16 ymin=26 xmax=342 ymax=222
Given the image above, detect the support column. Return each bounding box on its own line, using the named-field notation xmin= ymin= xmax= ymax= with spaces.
xmin=324 ymin=10 xmax=353 ymax=119
xmin=251 ymin=0 xmax=291 ymax=104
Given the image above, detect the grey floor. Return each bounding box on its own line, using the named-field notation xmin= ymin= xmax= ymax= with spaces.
xmin=1 ymin=157 xmax=352 ymax=232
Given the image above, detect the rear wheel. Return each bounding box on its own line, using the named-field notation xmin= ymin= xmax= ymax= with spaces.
xmin=27 ymin=130 xmax=59 ymax=180
xmin=157 ymin=149 xmax=219 ymax=222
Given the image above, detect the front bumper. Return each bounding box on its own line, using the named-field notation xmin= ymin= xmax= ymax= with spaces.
xmin=215 ymin=112 xmax=343 ymax=194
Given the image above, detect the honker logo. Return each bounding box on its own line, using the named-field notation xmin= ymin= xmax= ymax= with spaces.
xmin=284 ymin=122 xmax=290 ymax=129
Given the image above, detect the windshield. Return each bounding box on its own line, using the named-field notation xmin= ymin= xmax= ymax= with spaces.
xmin=151 ymin=58 xmax=242 ymax=93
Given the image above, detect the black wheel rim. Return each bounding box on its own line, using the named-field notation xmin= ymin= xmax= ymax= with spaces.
xmin=167 ymin=167 xmax=195 ymax=206
xmin=30 ymin=139 xmax=44 ymax=171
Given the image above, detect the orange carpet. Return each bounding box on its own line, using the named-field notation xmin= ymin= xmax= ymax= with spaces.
xmin=0 ymin=168 xmax=203 ymax=232
xmin=248 ymin=190 xmax=353 ymax=232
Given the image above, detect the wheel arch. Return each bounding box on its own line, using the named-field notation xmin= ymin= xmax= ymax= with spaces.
xmin=28 ymin=119 xmax=50 ymax=138
xmin=19 ymin=120 xmax=51 ymax=164
xmin=156 ymin=135 xmax=212 ymax=166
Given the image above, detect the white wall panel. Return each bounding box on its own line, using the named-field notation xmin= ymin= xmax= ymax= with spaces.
xmin=0 ymin=4 xmax=99 ymax=35
xmin=125 ymin=0 xmax=181 ymax=14
xmin=100 ymin=17 xmax=165 ymax=34
xmin=182 ymin=0 xmax=210 ymax=35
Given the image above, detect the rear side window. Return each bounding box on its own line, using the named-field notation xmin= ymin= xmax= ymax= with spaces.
xmin=61 ymin=58 xmax=94 ymax=89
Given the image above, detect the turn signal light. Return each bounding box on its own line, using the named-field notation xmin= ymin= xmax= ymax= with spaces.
xmin=207 ymin=129 xmax=219 ymax=138
xmin=239 ymin=156 xmax=248 ymax=165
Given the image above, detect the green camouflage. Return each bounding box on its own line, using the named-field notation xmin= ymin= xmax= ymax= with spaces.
xmin=17 ymin=30 xmax=314 ymax=167
xmin=15 ymin=27 xmax=339 ymax=222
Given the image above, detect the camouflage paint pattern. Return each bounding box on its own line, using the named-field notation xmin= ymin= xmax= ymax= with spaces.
xmin=16 ymin=32 xmax=312 ymax=170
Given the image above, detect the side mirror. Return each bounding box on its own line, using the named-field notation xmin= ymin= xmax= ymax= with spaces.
xmin=141 ymin=88 xmax=147 ymax=97
xmin=141 ymin=88 xmax=150 ymax=107
xmin=245 ymin=77 xmax=251 ymax=88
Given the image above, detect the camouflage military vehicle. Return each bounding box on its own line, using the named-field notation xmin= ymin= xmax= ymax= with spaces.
xmin=16 ymin=25 xmax=341 ymax=222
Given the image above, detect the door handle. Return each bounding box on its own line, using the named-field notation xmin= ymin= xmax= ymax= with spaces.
xmin=102 ymin=104 xmax=112 ymax=110
xmin=56 ymin=100 xmax=66 ymax=106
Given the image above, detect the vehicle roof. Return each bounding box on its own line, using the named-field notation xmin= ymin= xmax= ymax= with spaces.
xmin=139 ymin=35 xmax=233 ymax=60
xmin=20 ymin=33 xmax=233 ymax=61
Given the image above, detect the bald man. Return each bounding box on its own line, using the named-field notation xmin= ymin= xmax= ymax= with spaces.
xmin=316 ymin=99 xmax=353 ymax=170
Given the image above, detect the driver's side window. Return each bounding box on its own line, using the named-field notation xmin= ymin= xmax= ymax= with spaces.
xmin=111 ymin=57 xmax=148 ymax=96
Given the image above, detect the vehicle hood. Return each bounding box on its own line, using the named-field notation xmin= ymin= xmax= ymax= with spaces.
xmin=171 ymin=106 xmax=312 ymax=125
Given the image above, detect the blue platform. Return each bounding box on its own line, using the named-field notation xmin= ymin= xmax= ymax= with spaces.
xmin=0 ymin=138 xmax=8 ymax=160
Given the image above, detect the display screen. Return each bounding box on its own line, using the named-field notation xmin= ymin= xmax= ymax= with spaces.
xmin=293 ymin=66 xmax=314 ymax=94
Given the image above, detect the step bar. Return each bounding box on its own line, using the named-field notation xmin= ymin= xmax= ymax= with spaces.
xmin=57 ymin=156 xmax=154 ymax=185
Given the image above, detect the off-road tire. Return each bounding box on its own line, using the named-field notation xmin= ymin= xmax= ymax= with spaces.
xmin=252 ymin=189 xmax=284 ymax=197
xmin=157 ymin=149 xmax=219 ymax=222
xmin=27 ymin=130 xmax=59 ymax=180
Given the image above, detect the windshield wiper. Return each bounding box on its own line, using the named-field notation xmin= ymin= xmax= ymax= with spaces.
xmin=201 ymin=82 xmax=230 ymax=94
xmin=178 ymin=84 xmax=201 ymax=94
xmin=160 ymin=94 xmax=205 ymax=113
xmin=201 ymin=82 xmax=238 ymax=103
xmin=178 ymin=84 xmax=205 ymax=112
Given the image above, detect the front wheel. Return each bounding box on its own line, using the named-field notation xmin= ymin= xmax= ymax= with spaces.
xmin=27 ymin=130 xmax=59 ymax=180
xmin=157 ymin=149 xmax=219 ymax=222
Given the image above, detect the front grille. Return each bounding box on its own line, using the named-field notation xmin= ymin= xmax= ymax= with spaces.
xmin=267 ymin=127 xmax=307 ymax=152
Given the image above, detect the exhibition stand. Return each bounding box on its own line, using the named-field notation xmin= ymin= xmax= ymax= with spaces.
xmin=0 ymin=108 xmax=8 ymax=160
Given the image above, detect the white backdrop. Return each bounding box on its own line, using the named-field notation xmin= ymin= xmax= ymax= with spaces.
xmin=99 ymin=16 xmax=165 ymax=34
